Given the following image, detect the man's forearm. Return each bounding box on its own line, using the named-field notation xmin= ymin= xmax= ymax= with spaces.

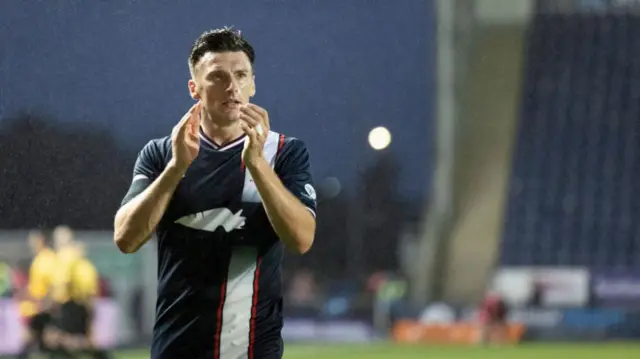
xmin=114 ymin=161 xmax=185 ymax=253
xmin=246 ymin=158 xmax=315 ymax=254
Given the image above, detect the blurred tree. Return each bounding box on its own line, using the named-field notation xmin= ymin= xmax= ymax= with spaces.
xmin=0 ymin=113 xmax=132 ymax=229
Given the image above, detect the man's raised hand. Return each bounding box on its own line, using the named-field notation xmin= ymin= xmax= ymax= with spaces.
xmin=239 ymin=103 xmax=270 ymax=167
xmin=170 ymin=102 xmax=201 ymax=172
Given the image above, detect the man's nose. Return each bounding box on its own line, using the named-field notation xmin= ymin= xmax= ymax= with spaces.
xmin=226 ymin=77 xmax=240 ymax=94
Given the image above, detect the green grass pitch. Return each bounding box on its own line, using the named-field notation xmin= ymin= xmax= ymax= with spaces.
xmin=91 ymin=342 xmax=640 ymax=359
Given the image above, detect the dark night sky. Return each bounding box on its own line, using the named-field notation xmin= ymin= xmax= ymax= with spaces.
xmin=1 ymin=0 xmax=435 ymax=200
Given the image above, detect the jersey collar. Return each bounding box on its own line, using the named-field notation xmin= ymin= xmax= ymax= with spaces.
xmin=199 ymin=128 xmax=247 ymax=151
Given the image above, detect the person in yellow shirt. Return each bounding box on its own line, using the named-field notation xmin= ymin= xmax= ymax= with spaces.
xmin=46 ymin=227 xmax=110 ymax=359
xmin=49 ymin=226 xmax=80 ymax=306
xmin=17 ymin=230 xmax=57 ymax=359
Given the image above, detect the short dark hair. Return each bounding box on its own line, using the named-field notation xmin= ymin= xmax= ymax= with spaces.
xmin=189 ymin=27 xmax=255 ymax=74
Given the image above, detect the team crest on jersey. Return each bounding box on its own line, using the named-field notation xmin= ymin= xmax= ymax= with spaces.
xmin=175 ymin=208 xmax=246 ymax=232
xmin=304 ymin=184 xmax=316 ymax=201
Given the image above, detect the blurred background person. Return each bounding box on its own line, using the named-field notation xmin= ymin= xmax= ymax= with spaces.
xmin=476 ymin=290 xmax=509 ymax=345
xmin=16 ymin=230 xmax=57 ymax=359
xmin=1 ymin=0 xmax=640 ymax=358
xmin=47 ymin=227 xmax=110 ymax=359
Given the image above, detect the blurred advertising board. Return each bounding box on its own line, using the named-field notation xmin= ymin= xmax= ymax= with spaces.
xmin=492 ymin=267 xmax=590 ymax=307
xmin=525 ymin=308 xmax=640 ymax=341
xmin=508 ymin=309 xmax=563 ymax=329
xmin=392 ymin=303 xmax=640 ymax=343
xmin=397 ymin=307 xmax=640 ymax=343
xmin=458 ymin=307 xmax=563 ymax=329
xmin=592 ymin=269 xmax=640 ymax=308
xmin=0 ymin=299 xmax=119 ymax=355
xmin=282 ymin=318 xmax=373 ymax=342
xmin=391 ymin=320 xmax=525 ymax=344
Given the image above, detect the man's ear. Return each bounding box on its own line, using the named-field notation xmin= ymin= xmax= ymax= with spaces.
xmin=250 ymin=75 xmax=256 ymax=98
xmin=188 ymin=79 xmax=200 ymax=100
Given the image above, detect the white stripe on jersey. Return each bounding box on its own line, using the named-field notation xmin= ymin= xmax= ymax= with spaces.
xmin=219 ymin=248 xmax=258 ymax=359
xmin=218 ymin=131 xmax=280 ymax=359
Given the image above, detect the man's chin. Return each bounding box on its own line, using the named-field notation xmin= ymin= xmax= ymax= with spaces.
xmin=206 ymin=109 xmax=241 ymax=124
xmin=226 ymin=112 xmax=242 ymax=122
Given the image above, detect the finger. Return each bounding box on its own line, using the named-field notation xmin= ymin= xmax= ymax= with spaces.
xmin=239 ymin=120 xmax=249 ymax=133
xmin=188 ymin=102 xmax=202 ymax=126
xmin=240 ymin=121 xmax=259 ymax=144
xmin=240 ymin=117 xmax=265 ymax=138
xmin=239 ymin=118 xmax=257 ymax=137
xmin=246 ymin=103 xmax=266 ymax=117
xmin=184 ymin=136 xmax=199 ymax=148
xmin=176 ymin=102 xmax=201 ymax=136
xmin=180 ymin=102 xmax=201 ymax=125
xmin=186 ymin=126 xmax=200 ymax=142
xmin=240 ymin=111 xmax=266 ymax=137
xmin=255 ymin=123 xmax=264 ymax=137
xmin=174 ymin=106 xmax=197 ymax=138
xmin=247 ymin=103 xmax=269 ymax=129
xmin=239 ymin=112 xmax=260 ymax=127
xmin=188 ymin=103 xmax=202 ymax=136
xmin=192 ymin=102 xmax=202 ymax=121
xmin=240 ymin=105 xmax=264 ymax=125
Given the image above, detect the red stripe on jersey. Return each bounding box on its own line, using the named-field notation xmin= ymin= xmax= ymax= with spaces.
xmin=214 ymin=280 xmax=227 ymax=359
xmin=277 ymin=134 xmax=285 ymax=158
xmin=248 ymin=257 xmax=263 ymax=359
xmin=278 ymin=134 xmax=285 ymax=150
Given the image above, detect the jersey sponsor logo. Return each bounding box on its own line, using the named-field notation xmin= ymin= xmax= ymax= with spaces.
xmin=303 ymin=183 xmax=317 ymax=201
xmin=175 ymin=208 xmax=246 ymax=232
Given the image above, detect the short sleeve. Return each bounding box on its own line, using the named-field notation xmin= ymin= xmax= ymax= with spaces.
xmin=275 ymin=138 xmax=317 ymax=217
xmin=120 ymin=140 xmax=164 ymax=207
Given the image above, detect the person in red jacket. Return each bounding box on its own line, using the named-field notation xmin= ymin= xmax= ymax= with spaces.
xmin=477 ymin=290 xmax=509 ymax=345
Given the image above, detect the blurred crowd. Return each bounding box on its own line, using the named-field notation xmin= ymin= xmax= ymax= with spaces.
xmin=2 ymin=226 xmax=112 ymax=358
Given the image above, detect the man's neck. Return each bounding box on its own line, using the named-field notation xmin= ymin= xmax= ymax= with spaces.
xmin=200 ymin=114 xmax=245 ymax=147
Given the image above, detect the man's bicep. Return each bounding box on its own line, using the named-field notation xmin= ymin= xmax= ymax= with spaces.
xmin=277 ymin=139 xmax=317 ymax=217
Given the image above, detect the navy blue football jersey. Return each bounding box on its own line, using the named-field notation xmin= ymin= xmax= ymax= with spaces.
xmin=120 ymin=129 xmax=316 ymax=359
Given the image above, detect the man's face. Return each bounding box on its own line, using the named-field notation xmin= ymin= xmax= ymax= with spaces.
xmin=189 ymin=51 xmax=255 ymax=123
xmin=53 ymin=227 xmax=73 ymax=251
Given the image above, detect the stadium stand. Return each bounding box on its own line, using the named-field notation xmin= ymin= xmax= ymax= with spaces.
xmin=501 ymin=13 xmax=640 ymax=267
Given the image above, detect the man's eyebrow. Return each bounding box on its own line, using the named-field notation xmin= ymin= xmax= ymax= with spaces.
xmin=204 ymin=68 xmax=222 ymax=76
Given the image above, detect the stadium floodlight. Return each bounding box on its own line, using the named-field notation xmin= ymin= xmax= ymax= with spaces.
xmin=368 ymin=126 xmax=391 ymax=150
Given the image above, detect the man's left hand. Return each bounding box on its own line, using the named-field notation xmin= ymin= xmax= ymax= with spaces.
xmin=239 ymin=103 xmax=270 ymax=167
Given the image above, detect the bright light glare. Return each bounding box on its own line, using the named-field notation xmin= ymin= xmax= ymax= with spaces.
xmin=368 ymin=126 xmax=392 ymax=150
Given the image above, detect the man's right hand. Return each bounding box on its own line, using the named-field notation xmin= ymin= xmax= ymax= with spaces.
xmin=170 ymin=102 xmax=202 ymax=172
xmin=114 ymin=102 xmax=202 ymax=254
